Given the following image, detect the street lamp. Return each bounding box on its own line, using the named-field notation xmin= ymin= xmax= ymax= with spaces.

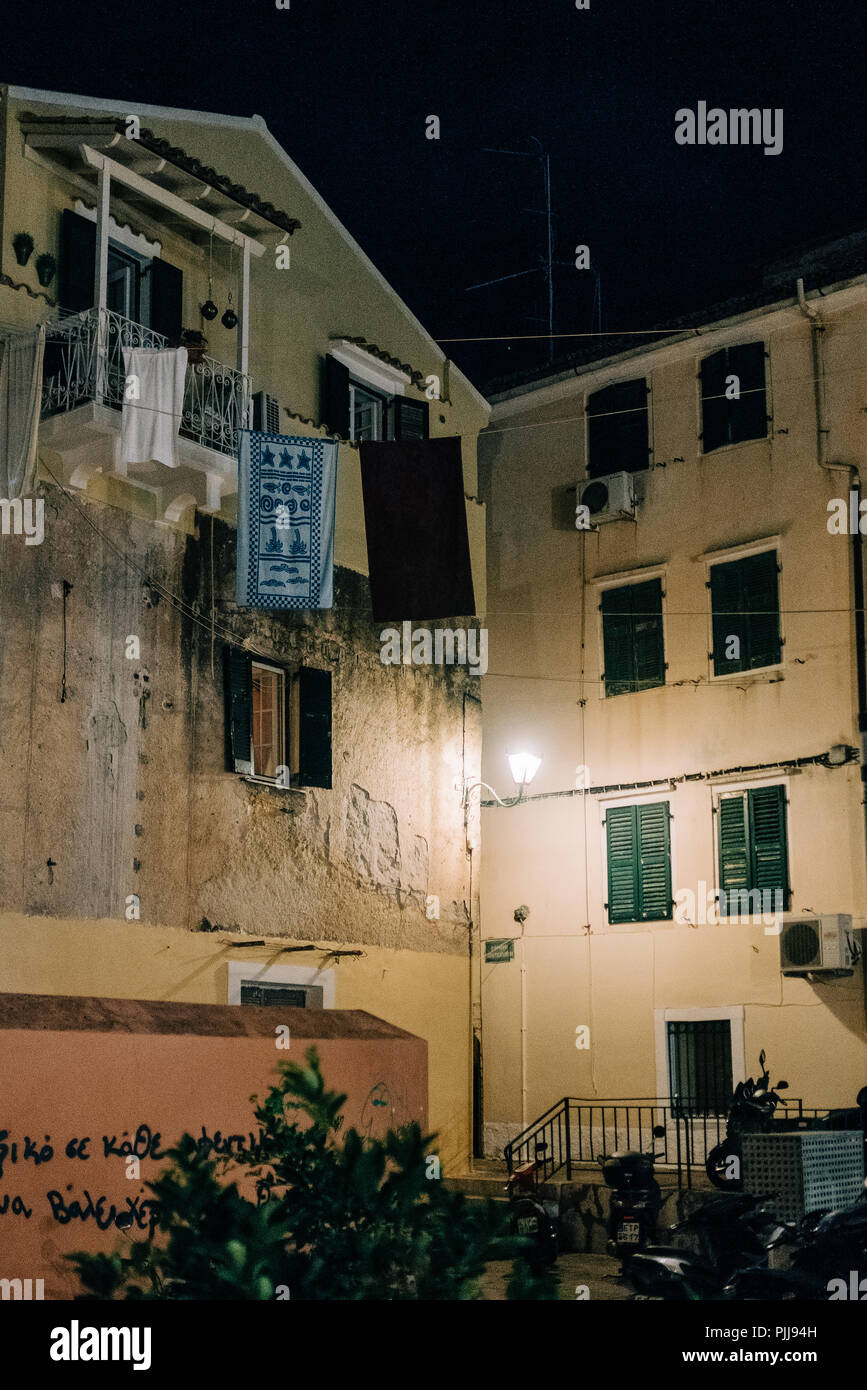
xmin=464 ymin=752 xmax=542 ymax=812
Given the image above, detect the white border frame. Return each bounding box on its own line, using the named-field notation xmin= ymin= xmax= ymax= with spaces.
xmin=654 ymin=1005 xmax=746 ymax=1102
xmin=228 ymin=961 xmax=335 ymax=1007
xmin=703 ymin=536 xmax=785 ymax=684
xmin=329 ymin=341 xmax=408 ymax=396
xmin=598 ymin=787 xmax=677 ymax=929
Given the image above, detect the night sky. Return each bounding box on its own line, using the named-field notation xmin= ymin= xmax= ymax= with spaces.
xmin=5 ymin=0 xmax=865 ymax=389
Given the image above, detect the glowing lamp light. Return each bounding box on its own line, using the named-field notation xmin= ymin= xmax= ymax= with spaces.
xmin=508 ymin=753 xmax=541 ymax=789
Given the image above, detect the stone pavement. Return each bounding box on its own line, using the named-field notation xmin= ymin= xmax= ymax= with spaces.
xmin=480 ymin=1251 xmax=634 ymax=1300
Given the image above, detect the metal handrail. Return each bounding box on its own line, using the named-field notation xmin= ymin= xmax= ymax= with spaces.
xmin=41 ymin=307 xmax=251 ymax=460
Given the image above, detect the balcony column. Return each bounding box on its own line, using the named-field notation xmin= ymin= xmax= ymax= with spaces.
xmin=93 ymin=163 xmax=111 ymax=404
xmin=238 ymin=239 xmax=252 ymax=426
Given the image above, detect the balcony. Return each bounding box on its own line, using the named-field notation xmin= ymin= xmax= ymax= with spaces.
xmin=39 ymin=308 xmax=250 ymax=517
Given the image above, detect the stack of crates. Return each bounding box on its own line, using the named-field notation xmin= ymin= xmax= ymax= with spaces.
xmin=742 ymin=1129 xmax=864 ymax=1222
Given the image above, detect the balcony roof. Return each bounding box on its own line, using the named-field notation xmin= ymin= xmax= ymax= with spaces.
xmin=18 ymin=113 xmax=301 ymax=248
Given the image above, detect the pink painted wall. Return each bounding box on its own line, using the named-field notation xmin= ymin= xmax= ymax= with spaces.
xmin=0 ymin=994 xmax=427 ymax=1298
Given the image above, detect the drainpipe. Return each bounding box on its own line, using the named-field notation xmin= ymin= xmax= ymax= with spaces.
xmin=796 ymin=278 xmax=867 ymax=874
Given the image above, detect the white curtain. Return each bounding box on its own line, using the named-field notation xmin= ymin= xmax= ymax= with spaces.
xmin=0 ymin=325 xmax=45 ymax=498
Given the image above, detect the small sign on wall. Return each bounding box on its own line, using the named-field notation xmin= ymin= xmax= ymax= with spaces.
xmin=484 ymin=938 xmax=515 ymax=963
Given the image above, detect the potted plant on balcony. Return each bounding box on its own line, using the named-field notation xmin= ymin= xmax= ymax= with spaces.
xmin=12 ymin=233 xmax=34 ymax=266
xmin=181 ymin=328 xmax=208 ymax=364
xmin=35 ymin=253 xmax=57 ymax=287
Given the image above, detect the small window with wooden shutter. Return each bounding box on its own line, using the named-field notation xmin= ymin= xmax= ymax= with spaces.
xmin=224 ymin=650 xmax=332 ymax=789
xmin=710 ymin=549 xmax=781 ymax=675
xmin=717 ymin=785 xmax=789 ymax=916
xmin=586 ymin=378 xmax=649 ymax=477
xmin=606 ymin=801 xmax=672 ymax=924
xmin=601 ymin=578 xmax=665 ymax=696
xmin=700 ymin=341 xmax=768 ymax=452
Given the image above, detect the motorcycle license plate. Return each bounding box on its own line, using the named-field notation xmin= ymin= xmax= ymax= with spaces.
xmin=618 ymin=1222 xmax=640 ymax=1244
xmin=516 ymin=1216 xmax=539 ymax=1235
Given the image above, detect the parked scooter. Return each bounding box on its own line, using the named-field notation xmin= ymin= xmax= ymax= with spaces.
xmin=706 ymin=1050 xmax=789 ymax=1190
xmin=505 ymin=1158 xmax=560 ymax=1271
xmin=598 ymin=1125 xmax=667 ymax=1258
xmin=622 ymin=1190 xmax=789 ymax=1300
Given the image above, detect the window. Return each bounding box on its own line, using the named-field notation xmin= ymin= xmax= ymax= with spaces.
xmin=224 ymin=648 xmax=332 ymax=788
xmin=601 ymin=578 xmax=665 ymax=696
xmin=605 ymin=801 xmax=672 ymax=923
xmin=700 ymin=341 xmax=768 ymax=452
xmin=251 ymin=662 xmax=285 ymax=780
xmin=58 ymin=209 xmax=180 ymax=337
xmin=667 ymin=1020 xmax=733 ymax=1115
xmin=717 ymin=784 xmax=790 ymax=917
xmin=240 ymin=980 xmax=324 ymax=1008
xmin=709 ymin=549 xmax=781 ymax=675
xmin=586 ymin=378 xmax=649 ymax=477
xmin=323 ymin=352 xmax=429 ymax=441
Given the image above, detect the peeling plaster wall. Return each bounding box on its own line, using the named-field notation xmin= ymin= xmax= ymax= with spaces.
xmin=0 ymin=484 xmax=482 ymax=1166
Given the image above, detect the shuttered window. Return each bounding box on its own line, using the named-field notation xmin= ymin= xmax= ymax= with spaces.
xmin=710 ymin=549 xmax=781 ymax=674
xmin=322 ymin=354 xmax=429 ymax=441
xmin=700 ymin=342 xmax=768 ymax=452
xmin=606 ymin=801 xmax=672 ymax=923
xmin=224 ymin=649 xmax=332 ymax=788
xmin=601 ymin=578 xmax=665 ymax=696
xmin=717 ymin=785 xmax=789 ymax=916
xmin=586 ymin=378 xmax=649 ymax=477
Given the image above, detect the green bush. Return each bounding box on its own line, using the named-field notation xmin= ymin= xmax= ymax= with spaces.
xmin=69 ymin=1048 xmax=557 ymax=1301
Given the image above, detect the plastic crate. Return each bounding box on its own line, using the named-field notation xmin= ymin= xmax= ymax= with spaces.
xmin=742 ymin=1129 xmax=864 ymax=1222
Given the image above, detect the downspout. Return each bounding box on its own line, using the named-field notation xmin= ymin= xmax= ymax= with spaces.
xmin=796 ymin=278 xmax=867 ymax=872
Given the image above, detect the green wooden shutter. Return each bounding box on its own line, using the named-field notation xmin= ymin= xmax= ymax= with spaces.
xmin=749 ymin=785 xmax=789 ymax=910
xmin=718 ymin=793 xmax=750 ymax=916
xmin=59 ymin=209 xmax=96 ymax=313
xmin=637 ymin=801 xmax=672 ymax=920
xmin=149 ymin=256 xmax=183 ymax=342
xmin=710 ymin=559 xmax=746 ymax=675
xmin=224 ymin=647 xmax=253 ymax=774
xmin=298 ymin=667 xmax=332 ymax=789
xmin=631 ymin=579 xmax=665 ymax=689
xmin=601 ymin=586 xmax=634 ymax=695
xmin=728 ymin=342 xmax=767 ymax=444
xmin=742 ymin=550 xmax=781 ymax=669
xmin=323 ymin=355 xmax=350 ymax=437
xmin=393 ymin=396 xmax=429 ymax=440
xmin=587 ymin=378 xmax=648 ymax=477
xmin=606 ymin=804 xmax=638 ymax=923
xmin=700 ymin=347 xmax=729 ymax=452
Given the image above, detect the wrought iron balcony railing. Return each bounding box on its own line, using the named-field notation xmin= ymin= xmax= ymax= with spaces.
xmin=41 ymin=308 xmax=251 ymax=461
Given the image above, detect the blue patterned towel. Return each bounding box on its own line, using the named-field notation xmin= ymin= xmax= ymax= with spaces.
xmin=236 ymin=430 xmax=338 ymax=609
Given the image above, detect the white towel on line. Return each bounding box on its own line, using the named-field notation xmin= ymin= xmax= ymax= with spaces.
xmin=121 ymin=347 xmax=187 ymax=468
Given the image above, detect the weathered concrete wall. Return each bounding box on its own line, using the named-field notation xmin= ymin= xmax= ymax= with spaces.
xmin=0 ymin=482 xmax=481 ymax=1168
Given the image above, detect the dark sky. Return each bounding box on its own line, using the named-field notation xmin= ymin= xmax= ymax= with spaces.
xmin=5 ymin=0 xmax=865 ymax=389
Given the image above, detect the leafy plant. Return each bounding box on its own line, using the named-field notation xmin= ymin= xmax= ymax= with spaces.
xmin=68 ymin=1048 xmax=554 ymax=1300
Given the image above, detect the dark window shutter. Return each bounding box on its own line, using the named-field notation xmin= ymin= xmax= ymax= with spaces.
xmin=742 ymin=550 xmax=781 ymax=669
xmin=601 ymin=585 xmax=634 ymax=695
xmin=637 ymin=801 xmax=672 ymax=920
xmin=606 ymin=804 xmax=639 ymax=923
xmin=700 ymin=348 xmax=729 ymax=452
xmin=59 ymin=209 xmax=96 ymax=313
xmin=729 ymin=342 xmax=767 ymax=444
xmin=323 ymin=355 xmax=350 ymax=437
xmin=631 ymin=579 xmax=665 ymax=688
xmin=393 ymin=395 xmax=429 ymax=440
xmin=749 ymin=785 xmax=789 ymax=909
xmin=587 ymin=379 xmax=648 ymax=477
xmin=718 ymin=794 xmax=750 ymax=916
xmin=298 ymin=667 xmax=332 ymax=789
xmin=710 ymin=558 xmax=746 ymax=674
xmin=224 ymin=647 xmax=253 ymax=774
xmin=149 ymin=257 xmax=183 ymax=342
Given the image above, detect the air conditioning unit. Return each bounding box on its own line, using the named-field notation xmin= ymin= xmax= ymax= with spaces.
xmin=252 ymin=390 xmax=281 ymax=434
xmin=577 ymin=471 xmax=636 ymax=524
xmin=780 ymin=914 xmax=856 ymax=976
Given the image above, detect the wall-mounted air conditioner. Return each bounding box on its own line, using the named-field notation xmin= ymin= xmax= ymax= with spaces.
xmin=252 ymin=390 xmax=281 ymax=434
xmin=780 ymin=914 xmax=857 ymax=977
xmin=577 ymin=471 xmax=636 ymax=524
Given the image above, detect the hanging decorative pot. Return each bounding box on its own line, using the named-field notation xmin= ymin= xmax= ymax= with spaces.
xmin=12 ymin=233 xmax=34 ymax=265
xmin=221 ymin=302 xmax=238 ymax=330
xmin=200 ymin=299 xmax=219 ymax=321
xmin=35 ymin=253 xmax=57 ymax=287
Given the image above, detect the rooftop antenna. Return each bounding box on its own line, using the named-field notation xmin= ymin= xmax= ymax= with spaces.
xmin=466 ymin=137 xmax=555 ymax=364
